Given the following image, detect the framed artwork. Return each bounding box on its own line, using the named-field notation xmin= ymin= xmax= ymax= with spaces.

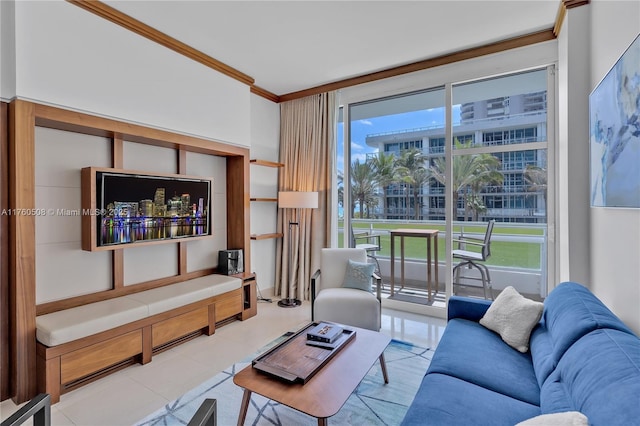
xmin=590 ymin=34 xmax=640 ymax=208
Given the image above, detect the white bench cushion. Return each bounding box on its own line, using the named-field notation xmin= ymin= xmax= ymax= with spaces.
xmin=36 ymin=298 xmax=148 ymax=347
xmin=125 ymin=275 xmax=242 ymax=316
xmin=36 ymin=275 xmax=242 ymax=347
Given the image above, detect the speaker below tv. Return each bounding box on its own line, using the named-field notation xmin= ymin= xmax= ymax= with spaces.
xmin=218 ymin=249 xmax=244 ymax=275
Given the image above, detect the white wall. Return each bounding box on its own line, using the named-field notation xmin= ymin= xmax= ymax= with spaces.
xmin=0 ymin=0 xmax=16 ymax=100
xmin=587 ymin=0 xmax=640 ymax=334
xmin=556 ymin=5 xmax=591 ymax=286
xmin=8 ymin=0 xmax=250 ymax=147
xmin=249 ymin=93 xmax=281 ymax=295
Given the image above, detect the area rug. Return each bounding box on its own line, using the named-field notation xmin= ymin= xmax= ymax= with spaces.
xmin=135 ymin=336 xmax=433 ymax=426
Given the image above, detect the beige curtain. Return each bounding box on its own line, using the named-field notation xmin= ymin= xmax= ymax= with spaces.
xmin=276 ymin=92 xmax=336 ymax=301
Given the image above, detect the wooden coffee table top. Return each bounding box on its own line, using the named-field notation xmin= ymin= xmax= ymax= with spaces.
xmin=233 ymin=325 xmax=391 ymax=419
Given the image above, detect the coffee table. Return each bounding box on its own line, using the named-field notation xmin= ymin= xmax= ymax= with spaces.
xmin=233 ymin=325 xmax=391 ymax=425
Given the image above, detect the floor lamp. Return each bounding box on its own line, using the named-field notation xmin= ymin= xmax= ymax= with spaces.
xmin=277 ymin=191 xmax=318 ymax=308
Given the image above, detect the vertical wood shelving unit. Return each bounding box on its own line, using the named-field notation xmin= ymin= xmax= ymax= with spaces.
xmin=249 ymin=159 xmax=284 ymax=240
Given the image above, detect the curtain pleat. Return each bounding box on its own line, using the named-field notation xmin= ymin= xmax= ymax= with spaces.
xmin=276 ymin=92 xmax=336 ymax=301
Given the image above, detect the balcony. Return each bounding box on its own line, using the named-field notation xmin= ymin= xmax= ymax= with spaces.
xmin=342 ymin=219 xmax=547 ymax=308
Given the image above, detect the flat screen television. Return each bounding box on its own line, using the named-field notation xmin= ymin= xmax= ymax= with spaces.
xmin=82 ymin=167 xmax=212 ymax=250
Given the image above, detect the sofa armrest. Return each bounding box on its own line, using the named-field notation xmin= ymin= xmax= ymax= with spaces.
xmin=447 ymin=296 xmax=492 ymax=322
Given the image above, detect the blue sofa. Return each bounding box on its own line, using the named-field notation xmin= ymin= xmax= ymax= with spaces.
xmin=401 ymin=282 xmax=640 ymax=426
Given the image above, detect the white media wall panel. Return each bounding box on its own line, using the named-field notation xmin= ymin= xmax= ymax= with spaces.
xmin=12 ymin=0 xmax=250 ymax=147
xmin=34 ymin=127 xmax=112 ymax=304
xmin=186 ymin=151 xmax=227 ymax=273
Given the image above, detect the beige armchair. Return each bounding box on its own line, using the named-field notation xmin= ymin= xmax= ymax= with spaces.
xmin=310 ymin=248 xmax=382 ymax=331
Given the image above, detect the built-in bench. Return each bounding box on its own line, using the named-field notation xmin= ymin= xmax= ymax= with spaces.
xmin=35 ymin=274 xmax=257 ymax=403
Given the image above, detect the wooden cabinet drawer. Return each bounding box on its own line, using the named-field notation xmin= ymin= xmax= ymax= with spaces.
xmin=61 ymin=331 xmax=142 ymax=384
xmin=152 ymin=307 xmax=209 ymax=347
xmin=215 ymin=291 xmax=242 ymax=321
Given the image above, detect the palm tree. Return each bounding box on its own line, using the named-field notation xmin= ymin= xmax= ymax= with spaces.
xmin=350 ymin=159 xmax=376 ymax=218
xmin=370 ymin=152 xmax=396 ymax=219
xmin=431 ymin=139 xmax=503 ymax=221
xmin=466 ymin=152 xmax=503 ymax=221
xmin=524 ymin=164 xmax=547 ymax=211
xmin=395 ymin=148 xmax=428 ymax=220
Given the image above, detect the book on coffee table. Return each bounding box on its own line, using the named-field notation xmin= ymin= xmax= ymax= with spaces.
xmin=305 ymin=331 xmax=349 ymax=349
xmin=307 ymin=322 xmax=344 ymax=343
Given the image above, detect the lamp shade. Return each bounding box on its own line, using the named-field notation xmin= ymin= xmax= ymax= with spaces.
xmin=278 ymin=191 xmax=318 ymax=209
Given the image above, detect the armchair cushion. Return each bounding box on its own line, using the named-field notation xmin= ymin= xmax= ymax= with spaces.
xmin=342 ymin=259 xmax=375 ymax=292
xmin=480 ymin=286 xmax=543 ymax=353
xmin=314 ymin=288 xmax=381 ymax=331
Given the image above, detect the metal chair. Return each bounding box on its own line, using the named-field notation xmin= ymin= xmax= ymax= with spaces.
xmin=351 ymin=227 xmax=382 ymax=277
xmin=452 ymin=220 xmax=495 ymax=300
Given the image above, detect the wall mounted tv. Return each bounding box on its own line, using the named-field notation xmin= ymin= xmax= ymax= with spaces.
xmin=81 ymin=167 xmax=212 ymax=251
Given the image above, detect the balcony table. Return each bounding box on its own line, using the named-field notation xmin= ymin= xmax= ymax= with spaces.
xmin=389 ymin=228 xmax=439 ymax=301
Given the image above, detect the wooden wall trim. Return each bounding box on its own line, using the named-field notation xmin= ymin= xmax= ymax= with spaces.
xmin=279 ymin=28 xmax=556 ymax=102
xmin=33 ymin=103 xmax=247 ymax=157
xmin=250 ymin=86 xmax=280 ymax=103
xmin=0 ymin=102 xmax=10 ymax=401
xmin=554 ymin=0 xmax=590 ymax=37
xmin=9 ymin=100 xmax=38 ymax=403
xmin=66 ymin=0 xmax=255 ymax=87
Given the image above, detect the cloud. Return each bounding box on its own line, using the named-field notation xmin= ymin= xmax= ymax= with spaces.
xmin=351 ymin=142 xmax=364 ymax=150
xmin=359 ymin=119 xmax=373 ymax=126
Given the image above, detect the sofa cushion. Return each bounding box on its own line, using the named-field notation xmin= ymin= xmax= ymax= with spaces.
xmin=480 ymin=286 xmax=543 ymax=353
xmin=529 ymin=282 xmax=635 ymax=386
xmin=125 ymin=275 xmax=241 ymax=315
xmin=540 ymin=329 xmax=640 ymax=426
xmin=36 ymin=297 xmax=149 ymax=346
xmin=401 ymin=373 xmax=541 ymax=426
xmin=427 ymin=318 xmax=541 ymax=406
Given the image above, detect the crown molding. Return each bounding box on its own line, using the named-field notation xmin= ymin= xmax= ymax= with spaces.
xmin=279 ymin=29 xmax=556 ymax=103
xmin=67 ymin=1 xmax=580 ymax=104
xmin=554 ymin=0 xmax=590 ymax=37
xmin=67 ymin=0 xmax=255 ymax=86
xmin=250 ymin=86 xmax=280 ymax=103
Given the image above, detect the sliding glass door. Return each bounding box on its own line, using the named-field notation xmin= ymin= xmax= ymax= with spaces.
xmin=337 ymin=66 xmax=554 ymax=314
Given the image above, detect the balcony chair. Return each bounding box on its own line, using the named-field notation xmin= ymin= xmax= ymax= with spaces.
xmin=351 ymin=227 xmax=382 ymax=279
xmin=311 ymin=248 xmax=382 ymax=331
xmin=452 ymin=220 xmax=495 ymax=300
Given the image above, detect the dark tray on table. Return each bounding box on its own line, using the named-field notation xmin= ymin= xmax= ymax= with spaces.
xmin=251 ymin=322 xmax=356 ymax=384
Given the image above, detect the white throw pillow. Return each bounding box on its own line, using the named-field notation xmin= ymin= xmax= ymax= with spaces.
xmin=516 ymin=411 xmax=589 ymax=426
xmin=342 ymin=259 xmax=375 ymax=292
xmin=479 ymin=286 xmax=543 ymax=353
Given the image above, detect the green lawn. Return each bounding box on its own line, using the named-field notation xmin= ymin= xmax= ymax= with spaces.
xmin=341 ymin=221 xmax=544 ymax=269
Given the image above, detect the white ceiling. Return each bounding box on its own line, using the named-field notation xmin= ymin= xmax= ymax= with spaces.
xmin=105 ymin=1 xmax=560 ymax=96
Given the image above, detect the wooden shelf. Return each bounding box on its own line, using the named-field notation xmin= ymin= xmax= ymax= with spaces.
xmin=250 ymin=197 xmax=278 ymax=202
xmin=250 ymin=159 xmax=284 ymax=168
xmin=251 ymin=233 xmax=283 ymax=240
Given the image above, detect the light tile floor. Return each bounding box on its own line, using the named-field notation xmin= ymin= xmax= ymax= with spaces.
xmin=0 ymin=300 xmax=446 ymax=426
